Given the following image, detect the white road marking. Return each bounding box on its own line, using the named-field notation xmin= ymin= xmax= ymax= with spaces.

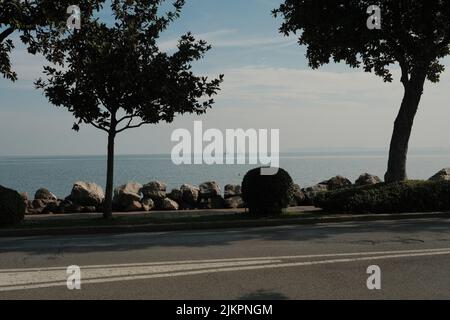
xmin=0 ymin=259 xmax=281 ymax=288
xmin=1 ymin=247 xmax=450 ymax=292
xmin=2 ymin=247 xmax=449 ymax=273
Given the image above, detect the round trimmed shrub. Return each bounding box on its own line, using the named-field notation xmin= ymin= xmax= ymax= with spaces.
xmin=0 ymin=185 xmax=26 ymax=226
xmin=242 ymin=167 xmax=295 ymax=215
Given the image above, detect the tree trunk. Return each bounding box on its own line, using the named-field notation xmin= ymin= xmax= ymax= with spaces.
xmin=103 ymin=130 xmax=116 ymax=219
xmin=384 ymin=71 xmax=427 ymax=183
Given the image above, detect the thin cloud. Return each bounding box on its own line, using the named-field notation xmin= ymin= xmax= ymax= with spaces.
xmin=158 ymin=29 xmax=295 ymax=51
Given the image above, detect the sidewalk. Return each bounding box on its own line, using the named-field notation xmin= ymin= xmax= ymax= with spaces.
xmin=1 ymin=207 xmax=448 ymax=237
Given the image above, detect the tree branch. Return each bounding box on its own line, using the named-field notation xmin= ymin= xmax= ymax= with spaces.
xmin=0 ymin=27 xmax=14 ymax=43
xmin=89 ymin=120 xmax=109 ymax=133
xmin=117 ymin=114 xmax=136 ymax=125
xmin=116 ymin=121 xmax=151 ymax=134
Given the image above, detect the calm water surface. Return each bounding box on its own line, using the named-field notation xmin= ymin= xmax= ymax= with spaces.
xmin=1 ymin=152 xmax=450 ymax=198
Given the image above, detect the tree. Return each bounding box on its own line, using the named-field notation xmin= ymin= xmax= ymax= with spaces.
xmin=274 ymin=0 xmax=450 ymax=182
xmin=36 ymin=0 xmax=224 ymax=218
xmin=0 ymin=0 xmax=104 ymax=81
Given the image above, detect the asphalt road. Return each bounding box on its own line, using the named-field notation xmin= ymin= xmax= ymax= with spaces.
xmin=1 ymin=218 xmax=450 ymax=299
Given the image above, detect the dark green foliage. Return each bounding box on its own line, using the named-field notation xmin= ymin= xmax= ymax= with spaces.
xmin=0 ymin=0 xmax=104 ymax=81
xmin=274 ymin=1 xmax=450 ymax=83
xmin=242 ymin=168 xmax=295 ymax=215
xmin=0 ymin=186 xmax=25 ymax=226
xmin=274 ymin=1 xmax=450 ymax=182
xmin=315 ymin=180 xmax=450 ymax=214
xmin=35 ymin=0 xmax=223 ymax=133
xmin=35 ymin=0 xmax=223 ymax=218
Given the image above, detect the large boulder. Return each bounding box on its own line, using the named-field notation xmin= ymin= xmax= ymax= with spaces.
xmin=124 ymin=201 xmax=143 ymax=212
xmin=161 ymin=198 xmax=179 ymax=211
xmin=320 ymin=176 xmax=352 ymax=190
xmin=43 ymin=200 xmax=64 ymax=214
xmin=113 ymin=182 xmax=142 ymax=211
xmin=167 ymin=189 xmax=183 ymax=203
xmin=34 ymin=188 xmax=57 ymax=201
xmin=224 ymin=185 xmax=242 ymax=199
xmin=141 ymin=181 xmax=167 ymax=201
xmin=199 ymin=181 xmax=221 ymax=199
xmin=429 ymin=168 xmax=450 ymax=182
xmin=27 ymin=199 xmax=55 ymax=215
xmin=224 ymin=196 xmax=245 ymax=209
xmin=199 ymin=196 xmax=226 ymax=209
xmin=0 ymin=185 xmax=26 ymax=226
xmin=355 ymin=173 xmax=382 ymax=186
xmin=58 ymin=199 xmax=82 ymax=214
xmin=180 ymin=184 xmax=200 ymax=206
xmin=69 ymin=181 xmax=105 ymax=207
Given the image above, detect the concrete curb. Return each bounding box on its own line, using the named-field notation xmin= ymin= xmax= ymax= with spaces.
xmin=0 ymin=211 xmax=449 ymax=238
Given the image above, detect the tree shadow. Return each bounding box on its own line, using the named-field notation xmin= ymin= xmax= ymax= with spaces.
xmin=1 ymin=218 xmax=450 ymax=256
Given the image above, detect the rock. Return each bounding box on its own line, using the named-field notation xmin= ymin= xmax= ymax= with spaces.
xmin=43 ymin=200 xmax=64 ymax=214
xmin=224 ymin=185 xmax=242 ymax=199
xmin=20 ymin=192 xmax=29 ymax=202
xmin=291 ymin=184 xmax=306 ymax=206
xmin=20 ymin=192 xmax=29 ymax=214
xmin=168 ymin=189 xmax=183 ymax=203
xmin=355 ymin=173 xmax=382 ymax=186
xmin=141 ymin=198 xmax=155 ymax=212
xmin=124 ymin=201 xmax=143 ymax=212
xmin=320 ymin=176 xmax=352 ymax=190
xmin=0 ymin=185 xmax=26 ymax=226
xmin=180 ymin=184 xmax=200 ymax=205
xmin=59 ymin=200 xmax=81 ymax=214
xmin=199 ymin=196 xmax=226 ymax=209
xmin=69 ymin=181 xmax=105 ymax=206
xmin=303 ymin=184 xmax=328 ymax=205
xmin=199 ymin=181 xmax=221 ymax=199
xmin=113 ymin=182 xmax=142 ymax=210
xmin=31 ymin=199 xmax=52 ymax=213
xmin=141 ymin=181 xmax=167 ymax=200
xmin=224 ymin=196 xmax=245 ymax=209
xmin=429 ymin=168 xmax=450 ymax=182
xmin=25 ymin=200 xmax=39 ymax=215
xmin=34 ymin=188 xmax=57 ymax=201
xmin=161 ymin=198 xmax=179 ymax=211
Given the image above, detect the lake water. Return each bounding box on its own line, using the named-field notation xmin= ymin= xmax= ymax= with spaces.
xmin=1 ymin=151 xmax=450 ymax=198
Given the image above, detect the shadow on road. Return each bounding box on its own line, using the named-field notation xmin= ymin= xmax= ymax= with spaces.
xmin=1 ymin=218 xmax=450 ymax=256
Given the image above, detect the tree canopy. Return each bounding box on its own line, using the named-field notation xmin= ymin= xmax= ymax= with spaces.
xmin=35 ymin=0 xmax=223 ymax=217
xmin=274 ymin=0 xmax=450 ymax=182
xmin=36 ymin=0 xmax=223 ymax=135
xmin=0 ymin=0 xmax=104 ymax=81
xmin=274 ymin=0 xmax=449 ymax=83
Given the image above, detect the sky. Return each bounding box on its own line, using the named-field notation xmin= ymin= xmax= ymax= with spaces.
xmin=0 ymin=0 xmax=449 ymax=156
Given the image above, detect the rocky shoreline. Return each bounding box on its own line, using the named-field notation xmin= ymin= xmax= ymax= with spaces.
xmin=17 ymin=173 xmax=382 ymax=215
xmin=8 ymin=167 xmax=449 ymax=216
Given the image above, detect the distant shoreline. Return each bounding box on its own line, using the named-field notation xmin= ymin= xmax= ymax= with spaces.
xmin=1 ymin=147 xmax=450 ymax=159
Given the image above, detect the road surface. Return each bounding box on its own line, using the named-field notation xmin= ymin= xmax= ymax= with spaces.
xmin=1 ymin=218 xmax=450 ymax=299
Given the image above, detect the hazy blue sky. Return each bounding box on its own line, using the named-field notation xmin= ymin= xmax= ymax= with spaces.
xmin=1 ymin=0 xmax=449 ymax=156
